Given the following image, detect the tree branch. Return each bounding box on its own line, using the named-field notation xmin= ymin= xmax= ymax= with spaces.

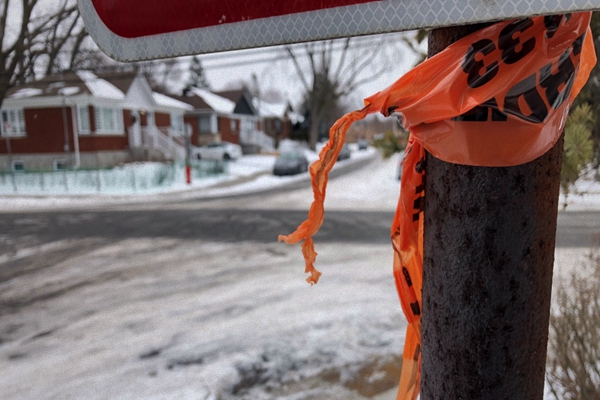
xmin=285 ymin=45 xmax=311 ymax=92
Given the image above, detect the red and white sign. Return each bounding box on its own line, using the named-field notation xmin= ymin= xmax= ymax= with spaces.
xmin=78 ymin=0 xmax=600 ymax=62
xmin=91 ymin=0 xmax=377 ymax=38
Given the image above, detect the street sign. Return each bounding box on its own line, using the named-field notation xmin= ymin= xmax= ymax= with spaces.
xmin=78 ymin=0 xmax=600 ymax=61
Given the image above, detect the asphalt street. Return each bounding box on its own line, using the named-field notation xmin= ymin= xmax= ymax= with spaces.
xmin=0 ymin=201 xmax=598 ymax=267
xmin=0 ymin=200 xmax=597 ymax=305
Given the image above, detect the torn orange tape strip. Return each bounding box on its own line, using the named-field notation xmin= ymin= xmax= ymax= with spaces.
xmin=278 ymin=12 xmax=595 ymax=400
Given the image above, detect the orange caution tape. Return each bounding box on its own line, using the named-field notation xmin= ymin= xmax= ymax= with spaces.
xmin=278 ymin=12 xmax=595 ymax=399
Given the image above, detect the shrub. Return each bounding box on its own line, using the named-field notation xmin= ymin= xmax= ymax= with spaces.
xmin=561 ymin=104 xmax=595 ymax=209
xmin=546 ymin=250 xmax=600 ymax=399
xmin=371 ymin=130 xmax=405 ymax=158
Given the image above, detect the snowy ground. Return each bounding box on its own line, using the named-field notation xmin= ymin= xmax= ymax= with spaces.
xmin=0 ymin=239 xmax=405 ymax=400
xmin=0 ymin=147 xmax=599 ymax=400
xmin=0 ymin=143 xmax=381 ymax=212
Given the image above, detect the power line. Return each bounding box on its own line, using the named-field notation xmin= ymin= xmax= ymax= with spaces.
xmin=0 ymin=30 xmax=412 ymax=77
xmin=1 ymin=31 xmax=417 ymax=98
xmin=195 ymin=30 xmax=409 ymax=62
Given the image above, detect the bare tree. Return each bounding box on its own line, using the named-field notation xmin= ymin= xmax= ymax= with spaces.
xmin=285 ymin=32 xmax=424 ymax=150
xmin=0 ymin=0 xmax=90 ymax=108
xmin=135 ymin=58 xmax=185 ymax=94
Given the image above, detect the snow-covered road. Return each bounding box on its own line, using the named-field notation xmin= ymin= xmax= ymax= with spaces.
xmin=0 ymin=238 xmax=406 ymax=400
xmin=0 ymin=152 xmax=408 ymax=400
xmin=1 ymin=149 xmax=599 ymax=399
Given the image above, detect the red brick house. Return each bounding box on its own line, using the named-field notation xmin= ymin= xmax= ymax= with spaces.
xmin=0 ymin=71 xmax=192 ymax=171
xmin=174 ymin=87 xmax=274 ymax=153
xmin=254 ymin=99 xmax=304 ymax=148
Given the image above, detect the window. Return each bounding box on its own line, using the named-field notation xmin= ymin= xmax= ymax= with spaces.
xmin=230 ymin=119 xmax=237 ymax=132
xmin=11 ymin=160 xmax=25 ymax=172
xmin=77 ymin=105 xmax=91 ymax=134
xmin=199 ymin=115 xmax=212 ymax=134
xmin=93 ymin=107 xmax=124 ymax=134
xmin=146 ymin=111 xmax=155 ymax=127
xmin=170 ymin=113 xmax=184 ymax=133
xmin=53 ymin=159 xmax=68 ymax=171
xmin=1 ymin=108 xmax=26 ymax=137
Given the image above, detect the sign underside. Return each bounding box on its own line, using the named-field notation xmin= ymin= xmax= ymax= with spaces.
xmin=78 ymin=0 xmax=600 ymax=61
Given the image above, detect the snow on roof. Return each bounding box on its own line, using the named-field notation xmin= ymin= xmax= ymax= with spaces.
xmin=152 ymin=92 xmax=193 ymax=111
xmin=9 ymin=88 xmax=43 ymax=99
xmin=58 ymin=87 xmax=81 ymax=96
xmin=255 ymin=99 xmax=287 ymax=118
xmin=190 ymin=87 xmax=235 ymax=114
xmin=76 ymin=70 xmax=125 ymax=100
xmin=288 ymin=111 xmax=305 ymax=124
xmin=253 ymin=98 xmax=305 ymax=124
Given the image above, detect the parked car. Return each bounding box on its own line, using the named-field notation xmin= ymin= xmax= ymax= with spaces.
xmin=273 ymin=152 xmax=309 ymax=176
xmin=357 ymin=139 xmax=369 ymax=151
xmin=193 ymin=142 xmax=242 ymax=160
xmin=337 ymin=144 xmax=351 ymax=161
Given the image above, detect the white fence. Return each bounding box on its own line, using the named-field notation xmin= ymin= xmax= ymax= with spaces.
xmin=0 ymin=161 xmax=224 ymax=195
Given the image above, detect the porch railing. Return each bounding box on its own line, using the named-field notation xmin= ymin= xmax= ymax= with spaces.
xmin=129 ymin=126 xmax=186 ymax=160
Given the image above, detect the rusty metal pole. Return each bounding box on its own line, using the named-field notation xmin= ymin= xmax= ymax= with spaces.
xmin=421 ymin=25 xmax=563 ymax=399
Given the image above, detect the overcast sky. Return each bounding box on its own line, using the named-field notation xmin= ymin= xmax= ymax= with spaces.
xmin=197 ymin=31 xmax=424 ymax=108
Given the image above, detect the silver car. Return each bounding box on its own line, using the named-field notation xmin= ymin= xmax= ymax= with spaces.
xmin=193 ymin=142 xmax=243 ymax=160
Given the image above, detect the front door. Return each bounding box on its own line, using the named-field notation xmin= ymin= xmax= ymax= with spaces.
xmin=130 ymin=110 xmax=142 ymax=147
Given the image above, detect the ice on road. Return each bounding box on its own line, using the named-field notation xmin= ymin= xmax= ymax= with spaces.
xmin=0 ymin=238 xmax=405 ymax=399
xmin=0 ymin=152 xmax=407 ymax=400
xmin=1 ymin=150 xmax=599 ymax=399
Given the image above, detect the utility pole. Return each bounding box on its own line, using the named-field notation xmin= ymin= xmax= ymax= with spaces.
xmin=421 ymin=24 xmax=562 ymax=398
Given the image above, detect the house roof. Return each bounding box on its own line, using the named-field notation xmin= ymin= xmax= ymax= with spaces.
xmin=4 ymin=71 xmax=191 ymax=112
xmin=194 ymin=88 xmax=236 ymax=114
xmin=172 ymin=92 xmax=212 ymax=111
xmin=216 ymin=89 xmax=257 ymax=115
xmin=76 ymin=71 xmax=125 ymax=100
xmin=254 ymin=99 xmax=288 ymax=118
xmin=6 ymin=71 xmax=94 ymax=99
xmin=5 ymin=71 xmax=125 ymax=101
xmin=215 ymin=89 xmax=245 ymax=103
xmin=253 ymin=98 xmax=305 ymax=124
xmin=174 ymin=88 xmax=236 ymax=114
xmin=95 ymin=71 xmax=137 ymax=94
xmin=152 ymin=92 xmax=193 ymax=111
